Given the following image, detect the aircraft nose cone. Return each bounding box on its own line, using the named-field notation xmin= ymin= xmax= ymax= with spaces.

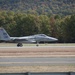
xmin=48 ymin=36 xmax=58 ymax=41
xmin=52 ymin=38 xmax=58 ymax=41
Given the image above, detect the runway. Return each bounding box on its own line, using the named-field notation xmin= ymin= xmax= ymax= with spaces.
xmin=0 ymin=46 xmax=75 ymax=48
xmin=0 ymin=45 xmax=75 ymax=57
xmin=0 ymin=57 xmax=75 ymax=66
xmin=0 ymin=45 xmax=75 ymax=66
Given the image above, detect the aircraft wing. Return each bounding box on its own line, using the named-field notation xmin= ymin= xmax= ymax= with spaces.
xmin=10 ymin=37 xmax=36 ymax=43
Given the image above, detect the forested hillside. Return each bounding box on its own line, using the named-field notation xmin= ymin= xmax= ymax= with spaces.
xmin=0 ymin=0 xmax=75 ymax=15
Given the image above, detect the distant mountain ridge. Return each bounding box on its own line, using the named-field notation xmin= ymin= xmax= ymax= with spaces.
xmin=0 ymin=0 xmax=75 ymax=15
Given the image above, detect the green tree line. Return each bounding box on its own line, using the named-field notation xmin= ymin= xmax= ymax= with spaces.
xmin=0 ymin=11 xmax=75 ymax=43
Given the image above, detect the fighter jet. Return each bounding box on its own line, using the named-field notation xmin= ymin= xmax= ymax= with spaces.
xmin=0 ymin=27 xmax=58 ymax=47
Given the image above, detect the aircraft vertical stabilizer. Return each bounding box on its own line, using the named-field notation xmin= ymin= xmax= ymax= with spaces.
xmin=0 ymin=28 xmax=10 ymax=41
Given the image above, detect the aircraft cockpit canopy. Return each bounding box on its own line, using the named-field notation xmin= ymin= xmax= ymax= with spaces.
xmin=37 ymin=34 xmax=46 ymax=37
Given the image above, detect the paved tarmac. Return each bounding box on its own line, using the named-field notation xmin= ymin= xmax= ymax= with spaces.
xmin=0 ymin=46 xmax=75 ymax=48
xmin=0 ymin=46 xmax=75 ymax=66
xmin=0 ymin=57 xmax=75 ymax=66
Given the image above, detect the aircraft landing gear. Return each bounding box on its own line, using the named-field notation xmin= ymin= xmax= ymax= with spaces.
xmin=36 ymin=42 xmax=39 ymax=46
xmin=36 ymin=44 xmax=39 ymax=46
xmin=17 ymin=43 xmax=23 ymax=47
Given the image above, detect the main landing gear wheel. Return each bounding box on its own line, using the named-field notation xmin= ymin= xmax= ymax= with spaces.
xmin=17 ymin=43 xmax=23 ymax=47
xmin=36 ymin=44 xmax=39 ymax=46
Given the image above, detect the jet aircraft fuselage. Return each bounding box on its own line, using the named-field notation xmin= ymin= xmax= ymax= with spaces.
xmin=0 ymin=28 xmax=58 ymax=46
